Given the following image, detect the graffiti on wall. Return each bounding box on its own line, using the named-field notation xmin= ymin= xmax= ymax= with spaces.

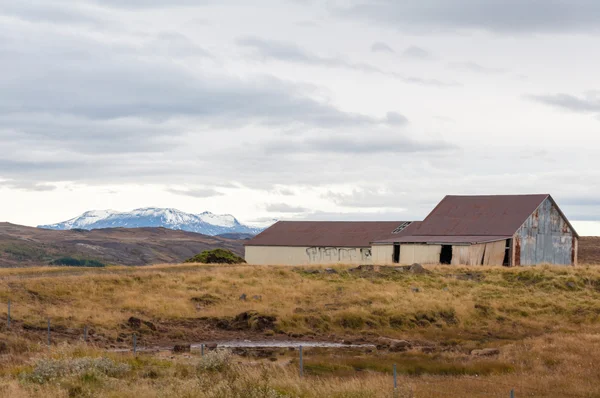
xmin=305 ymin=247 xmax=372 ymax=263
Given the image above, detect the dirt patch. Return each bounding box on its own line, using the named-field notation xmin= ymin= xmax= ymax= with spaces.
xmin=216 ymin=311 xmax=277 ymax=332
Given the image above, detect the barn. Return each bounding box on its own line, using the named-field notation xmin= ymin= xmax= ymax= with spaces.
xmin=244 ymin=221 xmax=409 ymax=265
xmin=372 ymin=194 xmax=578 ymax=266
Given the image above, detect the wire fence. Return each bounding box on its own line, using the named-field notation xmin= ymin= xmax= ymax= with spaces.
xmin=2 ymin=300 xmax=589 ymax=398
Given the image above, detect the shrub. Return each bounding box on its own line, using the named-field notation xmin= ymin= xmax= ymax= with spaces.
xmin=49 ymin=257 xmax=105 ymax=267
xmin=21 ymin=357 xmax=130 ymax=384
xmin=185 ymin=249 xmax=246 ymax=264
xmin=197 ymin=349 xmax=233 ymax=372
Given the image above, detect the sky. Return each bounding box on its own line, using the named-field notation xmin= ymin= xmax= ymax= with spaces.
xmin=0 ymin=0 xmax=599 ymax=235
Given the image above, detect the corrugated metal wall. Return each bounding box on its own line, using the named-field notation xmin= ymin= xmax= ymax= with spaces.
xmin=514 ymin=197 xmax=575 ymax=265
xmin=245 ymin=246 xmax=372 ymax=265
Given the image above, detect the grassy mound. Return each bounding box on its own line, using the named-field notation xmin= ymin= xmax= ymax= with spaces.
xmin=185 ymin=249 xmax=246 ymax=264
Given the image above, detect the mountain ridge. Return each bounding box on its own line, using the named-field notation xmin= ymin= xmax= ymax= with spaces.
xmin=38 ymin=207 xmax=266 ymax=236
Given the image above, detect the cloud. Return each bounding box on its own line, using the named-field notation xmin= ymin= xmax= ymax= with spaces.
xmin=448 ymin=62 xmax=505 ymax=75
xmin=0 ymin=180 xmax=57 ymax=192
xmin=264 ymin=134 xmax=455 ymax=155
xmin=371 ymin=42 xmax=394 ymax=53
xmin=167 ymin=188 xmax=224 ymax=198
xmin=402 ymin=46 xmax=433 ymax=60
xmin=528 ymin=92 xmax=600 ymax=114
xmin=324 ymin=188 xmax=407 ymax=209
xmin=265 ymin=203 xmax=309 ymax=213
xmin=237 ymin=36 xmax=456 ymax=87
xmin=0 ymin=2 xmax=103 ymax=25
xmin=339 ymin=0 xmax=600 ymax=34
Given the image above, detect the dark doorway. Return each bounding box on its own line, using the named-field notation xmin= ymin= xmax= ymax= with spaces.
xmin=393 ymin=244 xmax=400 ymax=263
xmin=440 ymin=245 xmax=452 ymax=264
xmin=503 ymin=239 xmax=511 ymax=266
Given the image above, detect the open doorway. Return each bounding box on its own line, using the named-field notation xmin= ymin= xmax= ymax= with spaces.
xmin=393 ymin=244 xmax=400 ymax=263
xmin=440 ymin=245 xmax=452 ymax=264
xmin=503 ymin=239 xmax=511 ymax=266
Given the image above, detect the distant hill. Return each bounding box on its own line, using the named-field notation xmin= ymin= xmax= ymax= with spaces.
xmin=38 ymin=208 xmax=267 ymax=236
xmin=579 ymin=237 xmax=600 ymax=264
xmin=0 ymin=222 xmax=244 ymax=267
xmin=216 ymin=233 xmax=255 ymax=240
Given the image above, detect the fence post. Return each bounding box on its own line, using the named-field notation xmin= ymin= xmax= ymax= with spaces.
xmin=7 ymin=300 xmax=10 ymax=328
xmin=201 ymin=344 xmax=204 ymax=357
xmin=510 ymin=389 xmax=515 ymax=398
xmin=299 ymin=345 xmax=304 ymax=377
xmin=84 ymin=325 xmax=88 ymax=343
xmin=133 ymin=334 xmax=137 ymax=354
xmin=393 ymin=363 xmax=398 ymax=391
xmin=47 ymin=318 xmax=51 ymax=347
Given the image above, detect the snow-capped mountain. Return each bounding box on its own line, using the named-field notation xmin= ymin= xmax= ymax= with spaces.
xmin=38 ymin=208 xmax=267 ymax=236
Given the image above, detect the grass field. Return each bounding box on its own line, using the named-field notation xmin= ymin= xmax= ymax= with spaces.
xmin=0 ymin=263 xmax=599 ymax=397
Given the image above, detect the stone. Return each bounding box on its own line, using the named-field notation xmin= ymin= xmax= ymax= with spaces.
xmin=471 ymin=348 xmax=500 ymax=357
xmin=239 ymin=293 xmax=247 ymax=301
xmin=127 ymin=317 xmax=142 ymax=329
xmin=411 ymin=287 xmax=421 ymax=293
xmin=324 ymin=268 xmax=338 ymax=274
xmin=205 ymin=343 xmax=218 ymax=350
xmin=173 ymin=344 xmax=191 ymax=353
xmin=376 ymin=337 xmax=412 ymax=352
xmin=409 ymin=263 xmax=427 ymax=274
xmin=252 ymin=295 xmax=262 ymax=301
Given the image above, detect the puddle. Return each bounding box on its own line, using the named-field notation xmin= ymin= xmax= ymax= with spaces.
xmin=192 ymin=340 xmax=375 ymax=349
xmin=110 ymin=340 xmax=375 ymax=353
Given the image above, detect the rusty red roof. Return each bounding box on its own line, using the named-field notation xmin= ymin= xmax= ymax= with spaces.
xmin=245 ymin=221 xmax=408 ymax=248
xmin=374 ymin=235 xmax=511 ymax=245
xmin=402 ymin=194 xmax=549 ymax=237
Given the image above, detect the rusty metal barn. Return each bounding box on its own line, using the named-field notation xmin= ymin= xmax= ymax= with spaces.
xmin=372 ymin=194 xmax=578 ymax=266
xmin=245 ymin=194 xmax=578 ymax=266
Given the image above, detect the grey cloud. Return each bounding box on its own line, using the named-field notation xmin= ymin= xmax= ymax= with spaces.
xmin=86 ymin=0 xmax=218 ymax=9
xmin=265 ymin=203 xmax=309 ymax=213
xmin=0 ymin=2 xmax=102 ymax=25
xmin=528 ymin=92 xmax=600 ymax=114
xmin=0 ymin=33 xmax=389 ymax=129
xmin=448 ymin=62 xmax=505 ymax=75
xmin=264 ymin=134 xmax=454 ymax=155
xmin=371 ymin=42 xmax=394 ymax=53
xmin=0 ymin=180 xmax=57 ymax=192
xmin=237 ymin=36 xmax=457 ymax=87
xmin=340 ymin=1 xmax=600 ymax=33
xmin=300 ymin=210 xmax=410 ymax=222
xmin=167 ymin=188 xmax=224 ymax=198
xmin=402 ymin=46 xmax=433 ymax=60
xmin=324 ymin=189 xmax=407 ymax=209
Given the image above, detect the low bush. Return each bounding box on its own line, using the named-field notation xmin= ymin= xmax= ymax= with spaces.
xmin=185 ymin=249 xmax=246 ymax=264
xmin=49 ymin=257 xmax=105 ymax=267
xmin=20 ymin=357 xmax=130 ymax=384
xmin=197 ymin=350 xmax=233 ymax=372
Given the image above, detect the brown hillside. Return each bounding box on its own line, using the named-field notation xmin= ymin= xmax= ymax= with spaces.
xmin=579 ymin=236 xmax=600 ymax=264
xmin=0 ymin=222 xmax=243 ymax=267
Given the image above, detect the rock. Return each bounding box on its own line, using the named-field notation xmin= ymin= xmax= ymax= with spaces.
xmin=325 ymin=268 xmax=338 ymax=274
xmin=239 ymin=293 xmax=247 ymax=301
xmin=143 ymin=320 xmax=157 ymax=331
xmin=205 ymin=343 xmax=218 ymax=350
xmin=376 ymin=337 xmax=412 ymax=352
xmin=252 ymin=295 xmax=262 ymax=301
xmin=173 ymin=344 xmax=191 ymax=353
xmin=306 ymin=269 xmax=322 ymax=275
xmin=343 ymin=340 xmax=353 ymax=345
xmin=409 ymin=263 xmax=427 ymax=274
xmin=420 ymin=346 xmax=436 ymax=353
xmin=127 ymin=317 xmax=142 ymax=329
xmin=411 ymin=287 xmax=421 ymax=293
xmin=471 ymin=348 xmax=500 ymax=357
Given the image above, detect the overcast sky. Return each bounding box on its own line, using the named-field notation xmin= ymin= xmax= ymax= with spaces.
xmin=1 ymin=0 xmax=599 ymax=235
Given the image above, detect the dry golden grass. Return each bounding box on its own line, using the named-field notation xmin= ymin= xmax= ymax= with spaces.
xmin=0 ymin=263 xmax=599 ymax=397
xmin=0 ymin=332 xmax=598 ymax=397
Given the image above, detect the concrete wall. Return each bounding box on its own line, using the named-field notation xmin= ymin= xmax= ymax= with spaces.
xmin=372 ymin=245 xmax=394 ymax=265
xmin=372 ymin=244 xmax=441 ymax=265
xmin=245 ymin=245 xmax=372 ymax=266
xmin=514 ymin=197 xmax=577 ymax=265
